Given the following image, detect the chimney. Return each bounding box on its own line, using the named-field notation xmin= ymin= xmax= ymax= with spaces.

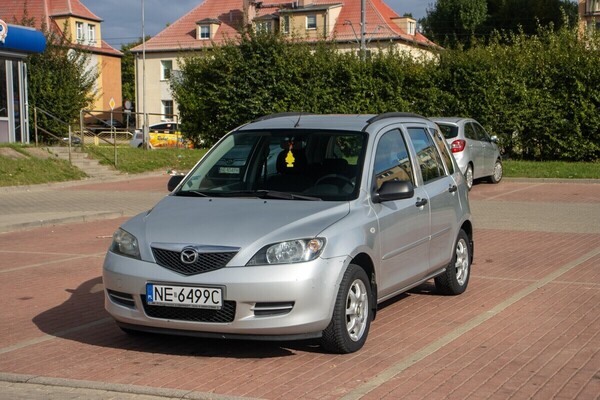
xmin=243 ymin=0 xmax=257 ymax=25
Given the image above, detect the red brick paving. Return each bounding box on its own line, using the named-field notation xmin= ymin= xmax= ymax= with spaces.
xmin=1 ymin=182 xmax=599 ymax=399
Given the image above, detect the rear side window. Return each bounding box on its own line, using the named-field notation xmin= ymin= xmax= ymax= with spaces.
xmin=407 ymin=127 xmax=447 ymax=183
xmin=430 ymin=128 xmax=455 ymax=175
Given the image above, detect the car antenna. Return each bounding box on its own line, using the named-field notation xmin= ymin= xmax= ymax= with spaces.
xmin=294 ymin=113 xmax=302 ymax=128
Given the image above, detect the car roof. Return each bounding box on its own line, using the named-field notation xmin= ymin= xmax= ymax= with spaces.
xmin=239 ymin=113 xmax=430 ymax=132
xmin=430 ymin=117 xmax=470 ymax=124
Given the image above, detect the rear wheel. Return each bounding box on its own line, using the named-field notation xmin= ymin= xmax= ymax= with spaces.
xmin=321 ymin=264 xmax=372 ymax=354
xmin=435 ymin=230 xmax=471 ymax=295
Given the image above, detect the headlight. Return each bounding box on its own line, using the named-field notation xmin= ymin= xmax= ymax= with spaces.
xmin=110 ymin=228 xmax=140 ymax=259
xmin=247 ymin=238 xmax=325 ymax=265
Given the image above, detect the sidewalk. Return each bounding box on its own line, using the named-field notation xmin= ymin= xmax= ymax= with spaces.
xmin=0 ymin=173 xmax=171 ymax=233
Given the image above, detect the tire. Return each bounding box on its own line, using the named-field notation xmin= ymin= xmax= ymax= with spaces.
xmin=435 ymin=230 xmax=471 ymax=295
xmin=321 ymin=264 xmax=372 ymax=354
xmin=488 ymin=159 xmax=503 ymax=184
xmin=464 ymin=164 xmax=474 ymax=190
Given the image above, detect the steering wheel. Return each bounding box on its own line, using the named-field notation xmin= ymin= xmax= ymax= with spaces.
xmin=315 ymin=174 xmax=354 ymax=189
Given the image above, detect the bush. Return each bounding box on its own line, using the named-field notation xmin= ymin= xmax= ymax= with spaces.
xmin=171 ymin=27 xmax=600 ymax=161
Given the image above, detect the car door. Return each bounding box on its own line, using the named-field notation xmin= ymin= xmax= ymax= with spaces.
xmin=473 ymin=122 xmax=497 ymax=177
xmin=407 ymin=126 xmax=459 ymax=273
xmin=464 ymin=122 xmax=485 ymax=178
xmin=371 ymin=129 xmax=431 ymax=299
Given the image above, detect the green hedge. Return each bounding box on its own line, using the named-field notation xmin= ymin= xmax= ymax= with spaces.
xmin=172 ymin=28 xmax=600 ymax=161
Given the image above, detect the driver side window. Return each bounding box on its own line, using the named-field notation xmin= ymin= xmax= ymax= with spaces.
xmin=374 ymin=130 xmax=414 ymax=190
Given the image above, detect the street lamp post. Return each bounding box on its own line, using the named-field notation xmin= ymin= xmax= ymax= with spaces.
xmin=141 ymin=0 xmax=148 ymax=149
xmin=360 ymin=0 xmax=366 ymax=61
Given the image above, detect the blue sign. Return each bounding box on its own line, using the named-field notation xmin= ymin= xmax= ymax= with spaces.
xmin=0 ymin=21 xmax=46 ymax=54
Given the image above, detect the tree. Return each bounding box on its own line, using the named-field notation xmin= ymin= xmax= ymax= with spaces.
xmin=422 ymin=0 xmax=488 ymax=48
xmin=23 ymin=19 xmax=97 ymax=138
xmin=484 ymin=0 xmax=578 ymax=35
xmin=423 ymin=0 xmax=579 ymax=48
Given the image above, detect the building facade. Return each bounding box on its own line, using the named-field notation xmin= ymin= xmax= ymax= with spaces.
xmin=132 ymin=0 xmax=438 ymax=127
xmin=0 ymin=0 xmax=122 ymax=120
xmin=580 ymin=0 xmax=600 ymax=32
xmin=0 ymin=21 xmax=46 ymax=143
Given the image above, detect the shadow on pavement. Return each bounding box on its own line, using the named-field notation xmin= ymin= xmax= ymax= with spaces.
xmin=32 ymin=277 xmax=322 ymax=359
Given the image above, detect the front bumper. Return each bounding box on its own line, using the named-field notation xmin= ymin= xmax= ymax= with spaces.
xmin=102 ymin=251 xmax=347 ymax=338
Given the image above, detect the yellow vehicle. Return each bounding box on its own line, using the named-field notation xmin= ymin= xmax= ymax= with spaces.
xmin=130 ymin=122 xmax=193 ymax=149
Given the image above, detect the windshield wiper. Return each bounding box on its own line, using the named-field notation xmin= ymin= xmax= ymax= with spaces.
xmin=175 ymin=190 xmax=208 ymax=197
xmin=220 ymin=190 xmax=321 ymax=201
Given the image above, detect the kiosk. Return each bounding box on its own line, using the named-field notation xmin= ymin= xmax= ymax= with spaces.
xmin=0 ymin=20 xmax=46 ymax=143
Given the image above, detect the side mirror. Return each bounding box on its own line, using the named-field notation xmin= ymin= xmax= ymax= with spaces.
xmin=372 ymin=180 xmax=414 ymax=203
xmin=490 ymin=135 xmax=499 ymax=143
xmin=167 ymin=175 xmax=185 ymax=192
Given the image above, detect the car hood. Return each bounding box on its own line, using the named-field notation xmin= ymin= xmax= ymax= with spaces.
xmin=125 ymin=196 xmax=350 ymax=264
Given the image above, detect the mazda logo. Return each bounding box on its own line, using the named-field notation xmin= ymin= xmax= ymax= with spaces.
xmin=180 ymin=248 xmax=198 ymax=264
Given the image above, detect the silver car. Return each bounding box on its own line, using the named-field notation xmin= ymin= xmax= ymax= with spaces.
xmin=431 ymin=117 xmax=503 ymax=190
xmin=103 ymin=113 xmax=473 ymax=353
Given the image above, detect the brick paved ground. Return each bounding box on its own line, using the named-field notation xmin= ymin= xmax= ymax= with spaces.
xmin=0 ymin=179 xmax=599 ymax=399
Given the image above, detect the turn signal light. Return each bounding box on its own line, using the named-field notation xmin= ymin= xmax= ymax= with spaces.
xmin=451 ymin=139 xmax=466 ymax=153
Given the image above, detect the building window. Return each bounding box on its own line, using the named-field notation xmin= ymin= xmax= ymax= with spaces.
xmin=256 ymin=21 xmax=272 ymax=33
xmin=282 ymin=16 xmax=290 ymax=34
xmin=306 ymin=15 xmax=317 ymax=30
xmin=162 ymin=100 xmax=174 ymax=119
xmin=407 ymin=21 xmax=416 ymax=35
xmin=87 ymin=24 xmax=96 ymax=43
xmin=199 ymin=25 xmax=210 ymax=39
xmin=76 ymin=22 xmax=84 ymax=42
xmin=161 ymin=60 xmax=172 ymax=81
xmin=587 ymin=0 xmax=600 ymax=14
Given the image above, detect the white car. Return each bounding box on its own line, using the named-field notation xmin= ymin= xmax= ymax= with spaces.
xmin=431 ymin=117 xmax=502 ymax=189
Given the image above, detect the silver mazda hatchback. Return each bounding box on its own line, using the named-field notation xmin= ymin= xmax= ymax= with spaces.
xmin=103 ymin=113 xmax=473 ymax=353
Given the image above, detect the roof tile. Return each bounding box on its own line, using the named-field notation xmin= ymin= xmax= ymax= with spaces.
xmin=132 ymin=0 xmax=436 ymax=52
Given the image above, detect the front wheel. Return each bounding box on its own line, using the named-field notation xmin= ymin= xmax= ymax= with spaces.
xmin=435 ymin=230 xmax=471 ymax=295
xmin=464 ymin=164 xmax=474 ymax=190
xmin=488 ymin=160 xmax=503 ymax=184
xmin=321 ymin=264 xmax=372 ymax=354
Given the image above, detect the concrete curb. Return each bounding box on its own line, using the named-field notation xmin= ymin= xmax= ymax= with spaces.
xmin=0 ymin=372 xmax=260 ymax=400
xmin=0 ymin=211 xmax=125 ymax=233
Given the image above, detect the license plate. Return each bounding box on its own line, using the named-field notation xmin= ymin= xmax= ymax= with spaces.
xmin=146 ymin=284 xmax=222 ymax=309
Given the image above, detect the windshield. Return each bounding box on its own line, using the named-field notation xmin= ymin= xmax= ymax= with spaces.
xmin=176 ymin=129 xmax=366 ymax=201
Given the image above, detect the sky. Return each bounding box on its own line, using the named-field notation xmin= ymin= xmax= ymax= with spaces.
xmin=80 ymin=0 xmax=430 ymax=50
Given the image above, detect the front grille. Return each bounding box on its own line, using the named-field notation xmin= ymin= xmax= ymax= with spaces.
xmin=141 ymin=296 xmax=236 ymax=323
xmin=152 ymin=248 xmax=237 ymax=276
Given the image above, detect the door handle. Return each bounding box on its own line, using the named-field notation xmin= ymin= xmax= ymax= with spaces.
xmin=415 ymin=198 xmax=428 ymax=207
xmin=449 ymin=184 xmax=458 ymax=193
